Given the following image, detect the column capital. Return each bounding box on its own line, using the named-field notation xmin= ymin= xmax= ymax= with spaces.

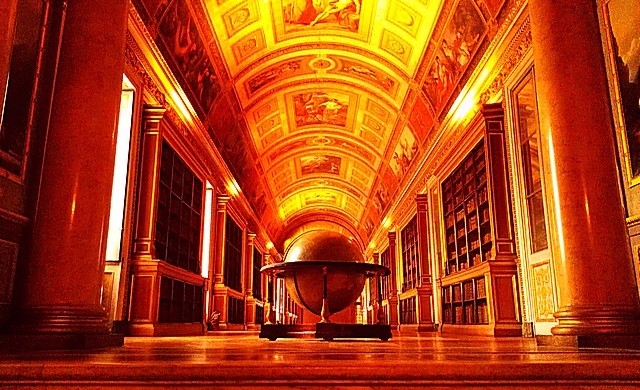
xmin=416 ymin=193 xmax=429 ymax=206
xmin=141 ymin=104 xmax=166 ymax=123
xmin=263 ymin=253 xmax=272 ymax=264
xmin=372 ymin=252 xmax=380 ymax=264
xmin=388 ymin=231 xmax=396 ymax=242
xmin=246 ymin=232 xmax=257 ymax=243
xmin=216 ymin=194 xmax=231 ymax=208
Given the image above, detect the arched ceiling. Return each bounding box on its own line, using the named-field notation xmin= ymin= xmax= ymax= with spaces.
xmin=133 ymin=0 xmax=498 ymax=246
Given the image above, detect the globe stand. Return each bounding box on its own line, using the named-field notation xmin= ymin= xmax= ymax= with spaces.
xmin=259 ymin=264 xmax=391 ymax=341
xmin=258 ymin=231 xmax=392 ymax=342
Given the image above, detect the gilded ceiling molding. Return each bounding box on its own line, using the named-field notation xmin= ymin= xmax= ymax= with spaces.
xmin=232 ymin=42 xmax=412 ymax=84
xmin=480 ymin=17 xmax=532 ymax=104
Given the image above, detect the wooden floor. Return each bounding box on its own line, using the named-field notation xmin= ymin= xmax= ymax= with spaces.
xmin=2 ymin=333 xmax=640 ymax=388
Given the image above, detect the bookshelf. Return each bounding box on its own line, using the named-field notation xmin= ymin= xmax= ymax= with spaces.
xmin=156 ymin=140 xmax=202 ymax=275
xmin=440 ymin=277 xmax=488 ymax=325
xmin=400 ymin=216 xmax=420 ymax=292
xmin=438 ymin=104 xmax=521 ymax=335
xmin=442 ymin=141 xmax=491 ymax=276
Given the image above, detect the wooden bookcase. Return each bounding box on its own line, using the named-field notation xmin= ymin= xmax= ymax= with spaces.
xmin=400 ymin=216 xmax=420 ymax=292
xmin=442 ymin=141 xmax=490 ymax=276
xmin=224 ymin=216 xmax=243 ymax=293
xmin=156 ymin=140 xmax=203 ymax=275
xmin=439 ymin=104 xmax=521 ymax=336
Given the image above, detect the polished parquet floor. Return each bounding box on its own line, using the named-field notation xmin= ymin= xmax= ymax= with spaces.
xmin=2 ymin=333 xmax=640 ymax=388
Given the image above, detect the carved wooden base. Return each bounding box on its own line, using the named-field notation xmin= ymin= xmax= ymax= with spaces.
xmin=260 ymin=323 xmax=392 ymax=341
xmin=316 ymin=323 xmax=392 ymax=341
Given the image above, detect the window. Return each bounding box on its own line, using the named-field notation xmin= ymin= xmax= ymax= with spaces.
xmin=513 ymin=70 xmax=548 ymax=253
xmin=224 ymin=216 xmax=243 ymax=292
xmin=400 ymin=216 xmax=419 ymax=292
xmin=105 ymin=78 xmax=135 ymax=262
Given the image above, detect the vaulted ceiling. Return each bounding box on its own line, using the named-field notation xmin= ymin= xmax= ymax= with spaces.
xmin=133 ymin=0 xmax=501 ymax=247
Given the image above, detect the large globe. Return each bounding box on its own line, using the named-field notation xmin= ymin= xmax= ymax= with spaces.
xmin=263 ymin=230 xmax=374 ymax=316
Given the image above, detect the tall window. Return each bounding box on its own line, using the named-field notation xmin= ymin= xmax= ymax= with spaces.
xmin=400 ymin=216 xmax=419 ymax=292
xmin=105 ymin=77 xmax=135 ymax=262
xmin=155 ymin=141 xmax=203 ymax=274
xmin=514 ymin=70 xmax=548 ymax=253
xmin=224 ymin=216 xmax=243 ymax=292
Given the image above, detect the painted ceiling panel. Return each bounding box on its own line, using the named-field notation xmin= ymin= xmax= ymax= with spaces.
xmin=133 ymin=0 xmax=504 ymax=244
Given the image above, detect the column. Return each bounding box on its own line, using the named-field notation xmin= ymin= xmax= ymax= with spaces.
xmin=371 ymin=252 xmax=380 ymax=323
xmin=244 ymin=233 xmax=257 ymax=330
xmin=388 ymin=232 xmax=399 ymax=330
xmin=14 ymin=0 xmax=128 ymax=343
xmin=529 ymin=0 xmax=640 ymax=345
xmin=416 ymin=194 xmax=435 ymax=332
xmin=211 ymin=194 xmax=230 ymax=329
xmin=132 ymin=105 xmax=166 ymax=258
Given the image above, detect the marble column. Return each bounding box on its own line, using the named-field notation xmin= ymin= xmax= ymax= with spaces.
xmin=263 ymin=254 xmax=276 ymax=324
xmin=244 ymin=233 xmax=256 ymax=330
xmin=416 ymin=194 xmax=435 ymax=332
xmin=132 ymin=105 xmax=166 ymax=259
xmin=211 ymin=195 xmax=230 ymax=329
xmin=388 ymin=232 xmax=399 ymax=330
xmin=15 ymin=0 xmax=128 ymax=342
xmin=529 ymin=0 xmax=640 ymax=344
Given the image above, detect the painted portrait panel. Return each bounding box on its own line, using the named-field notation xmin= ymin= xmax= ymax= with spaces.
xmin=300 ymin=155 xmax=341 ymax=175
xmin=422 ymin=0 xmax=486 ymax=113
xmin=293 ymin=91 xmax=349 ymax=128
xmin=156 ymin=0 xmax=221 ymax=114
xmin=607 ymin=0 xmax=640 ymax=178
xmin=389 ymin=126 xmax=418 ymax=179
xmin=282 ymin=0 xmax=362 ymax=33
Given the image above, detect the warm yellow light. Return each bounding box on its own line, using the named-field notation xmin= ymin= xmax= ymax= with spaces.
xmin=169 ymin=90 xmax=193 ymax=125
xmin=266 ymin=241 xmax=274 ymax=250
xmin=453 ymin=91 xmax=476 ymax=123
xmin=201 ymin=181 xmax=213 ymax=278
xmin=547 ymin=132 xmax=566 ymax=264
xmin=227 ymin=178 xmax=241 ymax=197
xmin=382 ymin=217 xmax=391 ymax=229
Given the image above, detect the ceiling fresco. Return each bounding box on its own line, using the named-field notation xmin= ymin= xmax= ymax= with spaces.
xmin=132 ymin=0 xmax=507 ymax=246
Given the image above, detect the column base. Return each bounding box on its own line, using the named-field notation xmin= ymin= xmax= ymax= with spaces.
xmin=0 ymin=333 xmax=123 ymax=352
xmin=12 ymin=305 xmax=111 ymax=334
xmin=552 ymin=306 xmax=640 ymax=336
xmin=536 ymin=334 xmax=640 ymax=350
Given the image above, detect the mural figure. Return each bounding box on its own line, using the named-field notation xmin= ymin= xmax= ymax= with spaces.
xmin=283 ymin=0 xmax=361 ymax=32
xmin=608 ymin=0 xmax=640 ymax=177
xmin=423 ymin=0 xmax=485 ymax=111
xmin=158 ymin=0 xmax=220 ymax=112
xmin=300 ymin=155 xmax=341 ymax=175
xmin=389 ymin=127 xmax=418 ymax=178
xmin=294 ymin=92 xmax=349 ymax=127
